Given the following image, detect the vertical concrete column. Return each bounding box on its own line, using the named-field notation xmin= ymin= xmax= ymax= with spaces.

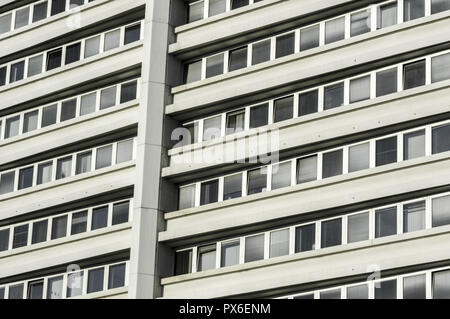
xmin=128 ymin=0 xmax=171 ymax=299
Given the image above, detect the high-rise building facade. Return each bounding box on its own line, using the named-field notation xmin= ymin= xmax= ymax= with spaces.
xmin=2 ymin=0 xmax=450 ymax=300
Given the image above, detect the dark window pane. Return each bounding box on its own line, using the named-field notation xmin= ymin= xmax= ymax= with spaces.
xmin=274 ymin=96 xmax=293 ymax=123
xmin=18 ymin=166 xmax=34 ymax=190
xmin=28 ymin=281 xmax=44 ymax=299
xmin=322 ymin=149 xmax=343 ymax=178
xmin=229 ymin=47 xmax=247 ymax=72
xmin=432 ymin=195 xmax=450 ymax=227
xmin=206 ymin=54 xmax=224 ymax=78
xmin=376 ymin=136 xmax=397 ymax=166
xmin=92 ymin=206 xmax=108 ymax=230
xmin=252 ymin=40 xmax=271 ymax=65
xmin=185 ymin=60 xmax=202 ymax=83
xmin=87 ymin=268 xmax=104 ymax=293
xmin=403 ymin=60 xmax=425 ymax=90
xmin=23 ymin=110 xmax=38 ymax=133
xmin=320 ymin=289 xmax=341 ymax=299
xmin=325 ymin=17 xmax=345 ymax=44
xmin=188 ymin=1 xmax=204 ymax=23
xmin=433 ymin=270 xmax=450 ymax=298
xmin=120 ymin=81 xmax=137 ymax=103
xmin=71 ymin=211 xmax=87 ymax=235
xmin=294 ymin=294 xmax=314 ymax=299
xmin=321 ymin=218 xmax=342 ymax=248
xmin=80 ymin=92 xmax=96 ymax=115
xmin=51 ymin=215 xmax=67 ymax=239
xmin=275 ymin=32 xmax=295 ymax=58
xmin=28 ymin=54 xmax=43 ymax=77
xmin=300 ymin=25 xmax=319 ymax=51
xmin=46 ymin=49 xmax=62 ymax=71
xmin=0 ymin=171 xmax=15 ymax=195
xmin=60 ymin=99 xmax=76 ymax=122
xmin=247 ymin=167 xmax=267 ymax=195
xmin=432 ymin=124 xmax=450 ymax=154
xmin=249 ymin=103 xmax=268 ymax=128
xmin=197 ymin=245 xmax=216 ymax=271
xmin=375 ymin=207 xmax=397 ymax=238
xmin=221 ymin=240 xmax=240 ymax=267
xmin=76 ymin=151 xmax=92 ymax=175
xmin=0 ymin=13 xmax=12 ymax=35
xmin=432 ymin=53 xmax=450 ymax=83
xmin=375 ymin=280 xmax=397 ymax=299
xmin=8 ymin=284 xmax=24 ymax=299
xmin=100 ymin=86 xmax=116 ymax=110
xmin=200 ymin=180 xmax=219 ymax=205
xmin=124 ymin=24 xmax=141 ymax=44
xmin=13 ymin=224 xmax=28 ymax=248
xmin=226 ymin=109 xmax=245 ymax=135
xmin=41 ymin=104 xmax=57 ymax=127
xmin=403 ymin=274 xmax=426 ymax=299
xmin=112 ymin=201 xmax=129 ymax=225
xmin=0 ymin=287 xmax=4 ymax=299
xmin=51 ymin=0 xmax=66 ymax=16
xmin=347 ymin=284 xmax=369 ymax=299
xmin=404 ymin=0 xmax=425 ymax=21
xmin=299 ymin=90 xmax=318 ymax=116
xmin=15 ymin=7 xmax=29 ymax=29
xmin=37 ymin=162 xmax=52 ymax=185
xmin=432 ymin=0 xmax=450 ymax=13
xmin=347 ymin=212 xmax=369 ymax=243
xmin=175 ymin=249 xmax=192 ymax=275
xmin=295 ymin=224 xmax=315 ymax=253
xmin=10 ymin=61 xmax=25 ymax=83
xmin=31 ymin=220 xmax=48 ymax=244
xmin=33 ymin=2 xmax=48 ymax=22
xmin=404 ymin=130 xmax=425 ymax=160
xmin=378 ymin=3 xmax=397 ymax=29
xmin=324 ymin=83 xmax=344 ymax=110
xmin=65 ymin=42 xmax=81 ymax=65
xmin=0 ymin=229 xmax=10 ymax=252
xmin=351 ymin=10 xmax=371 ymax=37
xmin=224 ymin=173 xmax=242 ymax=200
xmin=297 ymin=156 xmax=317 ymax=183
xmin=5 ymin=116 xmax=20 ymax=138
xmin=245 ymin=234 xmax=264 ymax=262
xmin=56 ymin=156 xmax=72 ymax=179
xmin=108 ymin=264 xmax=126 ymax=289
xmin=231 ymin=0 xmax=248 ymax=10
xmin=0 ymin=66 xmax=6 ymax=86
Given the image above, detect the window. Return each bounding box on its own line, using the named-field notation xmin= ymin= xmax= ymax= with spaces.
xmin=221 ymin=240 xmax=240 ymax=267
xmin=351 ymin=10 xmax=371 ymax=37
xmin=124 ymin=24 xmax=141 ymax=44
xmin=324 ymin=82 xmax=344 ymax=110
xmin=376 ymin=68 xmax=398 ymax=97
xmin=51 ymin=215 xmax=67 ymax=240
xmin=348 ymin=142 xmax=370 ymax=173
xmin=66 ymin=272 xmax=83 ymax=297
xmin=71 ymin=211 xmax=87 ymax=235
xmin=375 ymin=280 xmax=397 ymax=299
xmin=56 ymin=156 xmax=72 ymax=179
xmin=65 ymin=42 xmax=81 ymax=65
xmin=60 ymin=99 xmax=76 ymax=122
xmin=320 ymin=289 xmax=341 ymax=299
xmin=404 ymin=130 xmax=425 ymax=160
xmin=0 ymin=171 xmax=15 ymax=195
xmin=249 ymin=103 xmax=268 ymax=128
xmin=31 ymin=220 xmax=48 ymax=244
xmin=245 ymin=234 xmax=264 ymax=262
xmin=229 ymin=47 xmax=247 ymax=72
xmin=80 ymin=92 xmax=96 ymax=115
xmin=28 ymin=54 xmax=43 ymax=77
xmin=347 ymin=212 xmax=369 ymax=243
xmin=432 ymin=123 xmax=450 ymax=154
xmin=300 ymin=25 xmax=320 ymax=51
xmin=433 ymin=270 xmax=450 ymax=298
xmin=197 ymin=245 xmax=216 ymax=271
xmin=322 ymin=149 xmax=343 ymax=178
xmin=271 ymin=161 xmax=291 ymax=190
xmin=252 ymin=40 xmax=271 ymax=65
xmin=15 ymin=7 xmax=30 ymax=29
xmin=247 ymin=167 xmax=267 ymax=195
xmin=37 ymin=162 xmax=53 ymax=185
xmin=321 ymin=218 xmax=342 ymax=248
xmin=46 ymin=49 xmax=62 ymax=71
xmin=100 ymin=86 xmax=117 ymax=109
xmin=403 ymin=274 xmax=426 ymax=299
xmin=84 ymin=36 xmax=100 ymax=58
xmin=295 ymin=224 xmax=315 ymax=253
xmin=376 ymin=136 xmax=397 ymax=166
xmin=5 ymin=116 xmax=20 ymax=138
xmin=13 ymin=224 xmax=28 ymax=248
xmin=0 ymin=13 xmax=12 ymax=35
xmin=432 ymin=0 xmax=450 ymax=13
xmin=294 ymin=294 xmax=314 ymax=299
xmin=8 ymin=284 xmax=24 ymax=299
xmin=200 ymin=179 xmax=219 ymax=205
xmin=0 ymin=229 xmax=10 ymax=252
xmin=0 ymin=66 xmax=6 ymax=86
xmin=350 ymin=75 xmax=370 ymax=103
xmin=0 ymin=287 xmax=4 ymax=299
xmin=297 ymin=155 xmax=317 ymax=184
xmin=112 ymin=201 xmax=129 ymax=225
xmin=226 ymin=109 xmax=245 ymax=135
xmin=95 ymin=145 xmax=112 ymax=169
xmin=18 ymin=167 xmax=33 ymax=190
xmin=275 ymin=32 xmax=295 ymax=58
xmin=404 ymin=0 xmax=425 ymax=21
xmin=274 ymin=96 xmax=293 ymax=123
xmin=33 ymin=2 xmax=48 ymax=22
xmin=375 ymin=206 xmax=397 ymax=238
xmin=175 ymin=250 xmax=192 ymax=275
xmin=104 ymin=29 xmax=120 ymax=51
xmin=10 ymin=61 xmax=25 ymax=83
xmin=231 ymin=0 xmax=248 ymax=9
xmin=87 ymin=268 xmax=105 ymax=293
xmin=299 ymin=90 xmax=318 ymax=116
xmin=116 ymin=139 xmax=133 ymax=164
xmin=325 ymin=17 xmax=345 ymax=44
xmin=378 ymin=3 xmax=397 ymax=29
xmin=269 ymin=229 xmax=289 ymax=258
xmin=206 ymin=53 xmax=224 ymax=78
xmin=28 ymin=281 xmax=44 ymax=299
xmin=51 ymin=0 xmax=66 ymax=16
xmin=203 ymin=115 xmax=221 ymax=141
xmin=120 ymin=81 xmax=137 ymax=103
xmin=92 ymin=206 xmax=108 ymax=230
xmin=432 ymin=195 xmax=450 ymax=227
xmin=23 ymin=110 xmax=38 ymax=133
xmin=46 ymin=276 xmax=63 ymax=299
xmin=179 ymin=185 xmax=196 ymax=210
xmin=76 ymin=151 xmax=92 ymax=175
xmin=188 ymin=1 xmax=204 ymax=23
xmin=108 ymin=263 xmax=126 ymax=289
xmin=223 ymin=173 xmax=242 ymax=200
xmin=431 ymin=53 xmax=450 ymax=83
xmin=347 ymin=284 xmax=369 ymax=299
xmin=41 ymin=104 xmax=57 ymax=127
xmin=403 ymin=60 xmax=426 ymax=90
xmin=208 ymin=0 xmax=226 ymax=17
xmin=185 ymin=60 xmax=202 ymax=83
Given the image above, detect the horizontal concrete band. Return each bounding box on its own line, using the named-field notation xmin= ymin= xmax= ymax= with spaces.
xmin=161 ymin=226 xmax=450 ymax=298
xmin=160 ymin=152 xmax=450 ymax=243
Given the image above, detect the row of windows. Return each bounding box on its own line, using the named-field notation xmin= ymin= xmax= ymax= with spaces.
xmin=174 ymin=191 xmax=450 ymax=275
xmin=179 ymin=50 xmax=450 ymax=146
xmin=0 ymin=0 xmax=95 ymax=37
xmin=187 ymin=0 xmax=264 ymax=24
xmin=0 ymin=261 xmax=128 ymax=299
xmin=0 ymin=79 xmax=139 ymax=142
xmin=280 ymin=266 xmax=450 ymax=299
xmin=178 ymin=119 xmax=450 ymax=209
xmin=183 ymin=0 xmax=450 ymax=84
xmin=0 ymin=138 xmax=135 ymax=196
xmin=0 ymin=199 xmax=131 ymax=253
xmin=0 ymin=21 xmax=142 ymax=88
